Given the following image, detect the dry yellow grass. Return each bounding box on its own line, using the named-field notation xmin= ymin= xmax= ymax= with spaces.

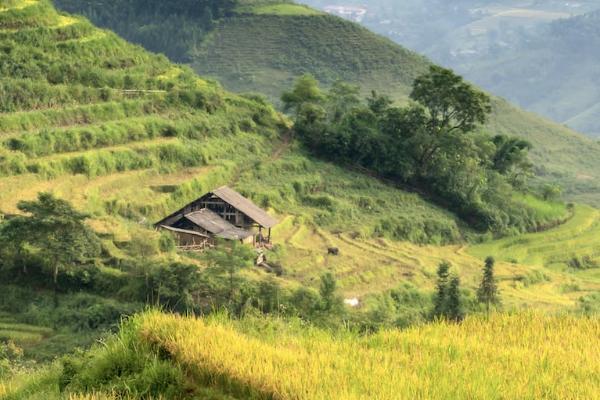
xmin=0 ymin=0 xmax=38 ymax=12
xmin=139 ymin=311 xmax=600 ymax=400
xmin=68 ymin=394 xmax=117 ymax=400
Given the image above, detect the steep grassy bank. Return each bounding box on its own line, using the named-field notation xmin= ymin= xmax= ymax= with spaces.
xmin=3 ymin=311 xmax=599 ymax=399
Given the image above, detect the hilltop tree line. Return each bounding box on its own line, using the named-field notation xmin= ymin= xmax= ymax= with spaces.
xmin=283 ymin=67 xmax=535 ymax=234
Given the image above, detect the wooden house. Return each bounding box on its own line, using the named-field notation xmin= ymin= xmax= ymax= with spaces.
xmin=156 ymin=186 xmax=277 ymax=250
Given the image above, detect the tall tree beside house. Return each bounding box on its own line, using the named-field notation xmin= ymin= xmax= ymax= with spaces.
xmin=0 ymin=193 xmax=101 ymax=305
xmin=477 ymin=256 xmax=500 ymax=312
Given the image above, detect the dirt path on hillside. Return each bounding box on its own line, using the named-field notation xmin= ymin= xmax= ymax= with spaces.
xmin=229 ymin=129 xmax=293 ymax=185
xmin=271 ymin=129 xmax=293 ymax=161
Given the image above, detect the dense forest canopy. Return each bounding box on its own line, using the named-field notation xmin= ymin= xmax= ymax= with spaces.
xmin=284 ymin=67 xmax=539 ymax=234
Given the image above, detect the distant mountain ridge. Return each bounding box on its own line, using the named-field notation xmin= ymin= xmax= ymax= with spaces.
xmin=453 ymin=9 xmax=600 ymax=138
xmin=300 ymin=1 xmax=600 ymax=138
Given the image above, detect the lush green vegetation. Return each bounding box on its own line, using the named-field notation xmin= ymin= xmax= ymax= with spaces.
xmin=53 ymin=0 xmax=600 ymax=207
xmin=2 ymin=311 xmax=599 ymax=399
xmin=283 ymin=70 xmax=562 ymax=235
xmin=0 ymin=0 xmax=598 ymax=395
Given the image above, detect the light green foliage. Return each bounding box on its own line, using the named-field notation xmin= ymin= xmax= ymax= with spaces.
xmin=205 ymin=241 xmax=257 ymax=305
xmin=238 ymin=2 xmax=322 ymax=15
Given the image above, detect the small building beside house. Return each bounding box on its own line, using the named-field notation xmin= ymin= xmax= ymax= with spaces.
xmin=156 ymin=186 xmax=277 ymax=251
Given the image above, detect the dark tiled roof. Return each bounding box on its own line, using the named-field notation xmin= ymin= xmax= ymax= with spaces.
xmin=184 ymin=209 xmax=253 ymax=240
xmin=212 ymin=186 xmax=278 ymax=228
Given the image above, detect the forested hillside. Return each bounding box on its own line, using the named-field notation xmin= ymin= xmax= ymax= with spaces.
xmin=54 ymin=0 xmax=600 ymax=207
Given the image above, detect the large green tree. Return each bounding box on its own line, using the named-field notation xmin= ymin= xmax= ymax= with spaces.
xmin=0 ymin=193 xmax=101 ymax=303
xmin=281 ymin=74 xmax=324 ymax=115
xmin=286 ymin=67 xmax=538 ymax=235
xmin=408 ymin=66 xmax=492 ymax=177
xmin=410 ymin=65 xmax=491 ymax=135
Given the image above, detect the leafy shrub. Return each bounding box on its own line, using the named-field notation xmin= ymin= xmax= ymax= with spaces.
xmin=568 ymin=255 xmax=598 ymax=270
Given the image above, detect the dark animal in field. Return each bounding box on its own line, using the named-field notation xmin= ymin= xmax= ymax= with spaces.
xmin=328 ymin=247 xmax=340 ymax=256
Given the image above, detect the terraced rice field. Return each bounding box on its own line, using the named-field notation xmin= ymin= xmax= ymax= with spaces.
xmin=119 ymin=312 xmax=600 ymax=399
xmin=269 ymin=205 xmax=600 ymax=310
xmin=0 ymin=0 xmax=280 ymax=234
xmin=0 ymin=312 xmax=53 ymax=346
xmin=469 ymin=205 xmax=600 ymax=267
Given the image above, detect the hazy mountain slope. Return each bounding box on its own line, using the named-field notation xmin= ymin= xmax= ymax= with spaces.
xmin=54 ymin=0 xmax=600 ymax=206
xmin=302 ymin=1 xmax=600 ymax=138
xmin=192 ymin=11 xmax=427 ymax=101
xmin=458 ymin=10 xmax=600 ymax=138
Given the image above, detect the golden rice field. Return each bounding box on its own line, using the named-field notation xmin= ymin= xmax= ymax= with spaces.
xmin=136 ymin=311 xmax=600 ymax=399
xmin=269 ymin=205 xmax=600 ymax=310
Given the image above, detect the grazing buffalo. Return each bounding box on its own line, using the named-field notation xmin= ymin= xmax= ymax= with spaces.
xmin=328 ymin=247 xmax=340 ymax=256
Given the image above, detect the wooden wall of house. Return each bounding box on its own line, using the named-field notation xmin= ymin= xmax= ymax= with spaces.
xmin=159 ymin=229 xmax=213 ymax=251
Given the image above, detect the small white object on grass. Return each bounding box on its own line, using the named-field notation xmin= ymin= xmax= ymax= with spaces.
xmin=344 ymin=298 xmax=360 ymax=307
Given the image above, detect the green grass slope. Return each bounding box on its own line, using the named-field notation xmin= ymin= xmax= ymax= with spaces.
xmin=53 ymin=0 xmax=600 ymax=206
xmin=3 ymin=311 xmax=599 ymax=399
xmin=0 ymin=0 xmax=283 ymax=232
xmin=0 ymin=0 xmax=469 ymax=292
xmin=193 ymin=10 xmax=426 ymax=101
